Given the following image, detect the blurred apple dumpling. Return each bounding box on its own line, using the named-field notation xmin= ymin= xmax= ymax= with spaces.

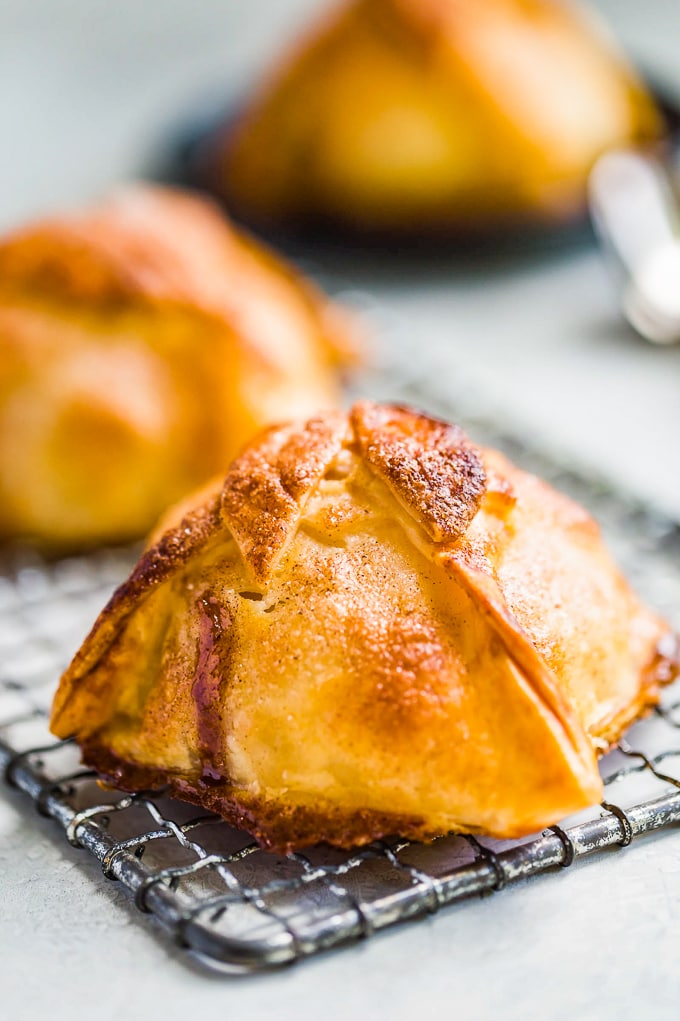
xmin=0 ymin=185 xmax=358 ymax=548
xmin=212 ymin=0 xmax=663 ymax=239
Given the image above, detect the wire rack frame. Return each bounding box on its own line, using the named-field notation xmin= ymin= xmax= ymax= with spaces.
xmin=1 ymin=363 xmax=680 ymax=974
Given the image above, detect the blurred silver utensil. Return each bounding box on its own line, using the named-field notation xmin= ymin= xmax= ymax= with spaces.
xmin=589 ymin=149 xmax=680 ymax=344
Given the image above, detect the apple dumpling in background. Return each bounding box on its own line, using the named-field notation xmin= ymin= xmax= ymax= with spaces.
xmin=212 ymin=0 xmax=662 ymax=238
xmin=0 ymin=185 xmax=358 ymax=548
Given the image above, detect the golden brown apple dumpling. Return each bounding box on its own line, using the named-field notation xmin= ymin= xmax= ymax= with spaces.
xmin=213 ymin=0 xmax=662 ymax=237
xmin=51 ymin=402 xmax=678 ymax=852
xmin=0 ymin=185 xmax=357 ymax=548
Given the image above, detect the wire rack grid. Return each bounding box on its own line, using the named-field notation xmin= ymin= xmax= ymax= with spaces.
xmin=2 ymin=364 xmax=680 ymax=974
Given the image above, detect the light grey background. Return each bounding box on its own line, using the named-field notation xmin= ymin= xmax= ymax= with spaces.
xmin=1 ymin=2 xmax=680 ymax=1018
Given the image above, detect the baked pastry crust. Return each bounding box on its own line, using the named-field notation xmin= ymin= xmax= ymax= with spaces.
xmin=0 ymin=185 xmax=357 ymax=547
xmin=51 ymin=402 xmax=678 ymax=852
xmin=216 ymin=0 xmax=662 ymax=235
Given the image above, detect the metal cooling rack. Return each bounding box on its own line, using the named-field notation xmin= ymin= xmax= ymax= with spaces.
xmin=2 ymin=362 xmax=680 ymax=974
